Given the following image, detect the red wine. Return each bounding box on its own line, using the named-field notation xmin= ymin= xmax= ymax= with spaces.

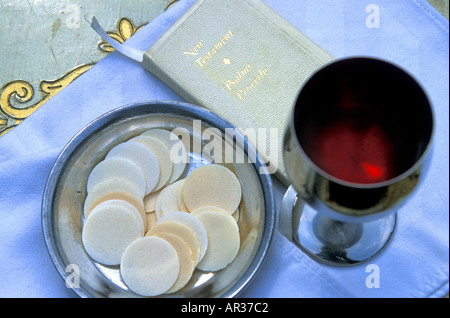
xmin=302 ymin=105 xmax=400 ymax=184
xmin=293 ymin=58 xmax=433 ymax=186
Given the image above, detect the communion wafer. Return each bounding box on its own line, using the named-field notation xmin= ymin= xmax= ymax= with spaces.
xmin=153 ymin=232 xmax=195 ymax=293
xmin=87 ymin=157 xmax=146 ymax=197
xmin=177 ymin=180 xmax=189 ymax=212
xmin=95 ymin=199 xmax=144 ymax=236
xmin=182 ymin=164 xmax=241 ymax=213
xmin=82 ymin=204 xmax=143 ymax=266
xmin=84 ymin=190 xmax=147 ymax=231
xmin=160 ymin=180 xmax=185 ymax=216
xmin=141 ymin=129 xmax=188 ymax=184
xmin=120 ymin=236 xmax=180 ymax=297
xmin=83 ymin=177 xmax=144 ymax=216
xmin=195 ymin=211 xmax=240 ymax=272
xmin=191 ymin=205 xmax=240 ymax=224
xmin=190 ymin=205 xmax=231 ymax=217
xmin=154 ymin=184 xmax=171 ymax=220
xmin=157 ymin=211 xmax=208 ymax=263
xmin=146 ymin=221 xmax=201 ymax=266
xmin=106 ymin=141 xmax=160 ymax=195
xmin=144 ymin=188 xmax=162 ymax=213
xmin=131 ymin=135 xmax=173 ymax=192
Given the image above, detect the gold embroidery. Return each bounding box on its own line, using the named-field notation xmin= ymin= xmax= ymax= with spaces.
xmin=98 ymin=18 xmax=145 ymax=53
xmin=0 ymin=0 xmax=180 ymax=137
xmin=0 ymin=64 xmax=93 ymax=137
xmin=0 ymin=18 xmax=145 ymax=137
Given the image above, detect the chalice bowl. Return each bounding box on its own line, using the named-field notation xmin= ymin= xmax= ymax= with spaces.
xmin=280 ymin=57 xmax=434 ymax=266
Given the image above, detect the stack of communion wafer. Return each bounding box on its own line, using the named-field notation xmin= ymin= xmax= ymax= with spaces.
xmin=81 ymin=129 xmax=242 ymax=297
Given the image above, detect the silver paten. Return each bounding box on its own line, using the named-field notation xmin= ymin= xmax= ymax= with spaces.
xmin=42 ymin=101 xmax=275 ymax=298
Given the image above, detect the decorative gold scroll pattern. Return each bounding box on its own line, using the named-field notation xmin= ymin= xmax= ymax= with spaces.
xmin=98 ymin=18 xmax=145 ymax=53
xmin=0 ymin=0 xmax=180 ymax=137
xmin=0 ymin=64 xmax=93 ymax=137
xmin=0 ymin=18 xmax=146 ymax=137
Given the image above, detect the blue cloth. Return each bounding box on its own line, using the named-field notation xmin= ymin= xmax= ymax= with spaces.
xmin=0 ymin=0 xmax=448 ymax=297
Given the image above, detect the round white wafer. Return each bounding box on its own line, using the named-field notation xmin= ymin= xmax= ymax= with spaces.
xmin=83 ymin=177 xmax=144 ymax=216
xmin=120 ymin=236 xmax=180 ymax=297
xmin=141 ymin=129 xmax=188 ymax=183
xmin=106 ymin=141 xmax=160 ymax=195
xmin=195 ymin=211 xmax=240 ymax=272
xmin=131 ymin=135 xmax=173 ymax=192
xmin=157 ymin=211 xmax=208 ymax=263
xmin=182 ymin=164 xmax=242 ymax=213
xmin=160 ymin=180 xmax=185 ymax=216
xmin=190 ymin=205 xmax=240 ymax=222
xmin=190 ymin=205 xmax=231 ymax=217
xmin=95 ymin=199 xmax=144 ymax=236
xmin=82 ymin=204 xmax=143 ymax=266
xmin=143 ymin=188 xmax=162 ymax=213
xmin=153 ymin=232 xmax=195 ymax=293
xmin=177 ymin=181 xmax=189 ymax=212
xmin=146 ymin=221 xmax=201 ymax=266
xmin=87 ymin=157 xmax=146 ymax=197
xmin=84 ymin=190 xmax=147 ymax=231
xmin=154 ymin=184 xmax=171 ymax=220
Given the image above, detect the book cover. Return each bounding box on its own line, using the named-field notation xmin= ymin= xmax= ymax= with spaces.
xmin=143 ymin=0 xmax=334 ymax=184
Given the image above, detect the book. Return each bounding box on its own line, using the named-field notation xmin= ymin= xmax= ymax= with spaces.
xmin=92 ymin=0 xmax=334 ymax=185
xmin=142 ymin=0 xmax=333 ymax=184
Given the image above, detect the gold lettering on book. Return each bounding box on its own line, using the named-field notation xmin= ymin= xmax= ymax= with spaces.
xmin=223 ymin=66 xmax=270 ymax=101
xmin=183 ymin=40 xmax=204 ymax=61
xmin=223 ymin=64 xmax=253 ymax=91
xmin=181 ymin=29 xmax=269 ymax=101
xmin=183 ymin=30 xmax=234 ymax=67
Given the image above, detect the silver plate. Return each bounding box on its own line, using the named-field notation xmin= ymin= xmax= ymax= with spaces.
xmin=41 ymin=101 xmax=275 ymax=298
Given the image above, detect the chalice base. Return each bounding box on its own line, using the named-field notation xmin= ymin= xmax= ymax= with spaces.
xmin=281 ymin=188 xmax=397 ymax=267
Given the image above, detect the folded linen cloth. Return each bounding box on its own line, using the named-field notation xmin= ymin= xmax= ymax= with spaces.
xmin=0 ymin=0 xmax=448 ymax=298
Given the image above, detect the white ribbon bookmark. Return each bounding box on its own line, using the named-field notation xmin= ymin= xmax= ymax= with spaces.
xmin=90 ymin=16 xmax=145 ymax=63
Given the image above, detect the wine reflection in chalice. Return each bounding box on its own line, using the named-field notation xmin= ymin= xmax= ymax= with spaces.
xmin=280 ymin=57 xmax=434 ymax=266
